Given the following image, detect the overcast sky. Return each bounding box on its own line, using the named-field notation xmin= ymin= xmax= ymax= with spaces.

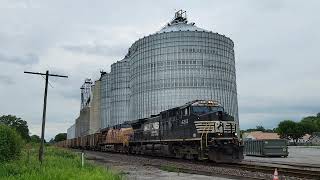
xmin=1 ymin=0 xmax=319 ymax=140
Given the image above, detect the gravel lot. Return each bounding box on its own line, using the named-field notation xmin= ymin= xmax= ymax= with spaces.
xmin=81 ymin=150 xmax=304 ymax=180
xmin=116 ymin=166 xmax=232 ymax=180
xmin=244 ymin=146 xmax=320 ymax=166
xmin=84 ymin=151 xmax=233 ymax=180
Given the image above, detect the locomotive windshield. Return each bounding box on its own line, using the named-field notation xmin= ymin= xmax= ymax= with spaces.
xmin=192 ymin=106 xmax=224 ymax=114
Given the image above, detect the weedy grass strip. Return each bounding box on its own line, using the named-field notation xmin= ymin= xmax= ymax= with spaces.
xmin=0 ymin=145 xmax=122 ymax=180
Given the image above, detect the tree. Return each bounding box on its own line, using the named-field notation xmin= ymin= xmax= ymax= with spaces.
xmin=301 ymin=116 xmax=320 ymax=133
xmin=30 ymin=135 xmax=41 ymax=143
xmin=255 ymin=126 xmax=266 ymax=132
xmin=0 ymin=115 xmax=30 ymax=141
xmin=0 ymin=124 xmax=23 ymax=162
xmin=244 ymin=126 xmax=274 ymax=133
xmin=276 ymin=120 xmax=305 ymax=143
xmin=317 ymin=112 xmax=320 ymax=117
xmin=54 ymin=133 xmax=67 ymax=142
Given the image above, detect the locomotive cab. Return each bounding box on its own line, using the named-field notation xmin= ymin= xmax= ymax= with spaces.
xmin=190 ymin=100 xmax=237 ymax=138
xmin=187 ymin=100 xmax=243 ymax=162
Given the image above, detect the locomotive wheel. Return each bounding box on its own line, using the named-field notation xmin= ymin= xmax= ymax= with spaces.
xmin=193 ymin=154 xmax=203 ymax=161
xmin=185 ymin=153 xmax=194 ymax=160
xmin=174 ymin=150 xmax=183 ymax=159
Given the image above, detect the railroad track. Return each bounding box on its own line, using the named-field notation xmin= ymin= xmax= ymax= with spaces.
xmin=242 ymin=159 xmax=320 ymax=170
xmin=224 ymin=163 xmax=320 ymax=179
xmin=144 ymin=153 xmax=320 ymax=179
xmin=80 ymin=149 xmax=320 ymax=179
xmin=83 ymin=150 xmax=266 ymax=180
xmin=188 ymin=160 xmax=320 ymax=179
xmin=144 ymin=163 xmax=267 ymax=180
xmin=143 ymin=161 xmax=320 ymax=180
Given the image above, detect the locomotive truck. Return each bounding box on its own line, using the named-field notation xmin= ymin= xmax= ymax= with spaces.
xmin=57 ymin=100 xmax=244 ymax=163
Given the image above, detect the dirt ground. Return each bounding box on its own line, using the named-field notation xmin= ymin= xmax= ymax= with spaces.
xmin=117 ymin=165 xmax=233 ymax=180
xmin=84 ymin=151 xmax=235 ymax=180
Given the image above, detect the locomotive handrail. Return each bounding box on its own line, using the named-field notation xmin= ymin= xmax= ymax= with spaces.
xmin=205 ymin=122 xmax=212 ymax=147
xmin=200 ymin=124 xmax=205 ymax=151
xmin=200 ymin=121 xmax=213 ymax=151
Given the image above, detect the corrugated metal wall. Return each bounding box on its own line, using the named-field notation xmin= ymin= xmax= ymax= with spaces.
xmin=128 ymin=31 xmax=238 ymax=128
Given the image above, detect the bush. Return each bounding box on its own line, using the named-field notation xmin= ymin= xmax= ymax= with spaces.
xmin=0 ymin=124 xmax=23 ymax=162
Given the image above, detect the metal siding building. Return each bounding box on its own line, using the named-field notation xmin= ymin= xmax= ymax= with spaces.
xmin=110 ymin=58 xmax=130 ymax=126
xmin=75 ymin=116 xmax=80 ymax=137
xmin=106 ymin=73 xmax=112 ymax=127
xmin=67 ymin=124 xmax=75 ymax=139
xmin=99 ymin=72 xmax=113 ymax=129
xmin=128 ymin=11 xmax=239 ymax=127
xmin=100 ymin=72 xmax=108 ymax=129
xmin=78 ymin=106 xmax=90 ymax=136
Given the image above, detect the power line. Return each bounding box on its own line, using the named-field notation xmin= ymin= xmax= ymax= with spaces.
xmin=41 ymin=75 xmax=54 ymax=88
xmin=24 ymin=71 xmax=68 ymax=78
xmin=24 ymin=70 xmax=68 ymax=164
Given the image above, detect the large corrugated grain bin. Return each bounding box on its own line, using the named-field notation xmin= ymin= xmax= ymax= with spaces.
xmin=244 ymin=139 xmax=288 ymax=157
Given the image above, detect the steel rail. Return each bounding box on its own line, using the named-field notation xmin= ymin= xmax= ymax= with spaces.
xmin=75 ymin=149 xmax=320 ymax=179
xmin=232 ymin=163 xmax=320 ymax=179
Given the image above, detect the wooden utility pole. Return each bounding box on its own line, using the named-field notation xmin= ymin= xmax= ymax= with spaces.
xmin=24 ymin=70 xmax=68 ymax=163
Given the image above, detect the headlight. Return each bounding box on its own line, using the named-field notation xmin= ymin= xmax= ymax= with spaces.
xmin=234 ymin=133 xmax=238 ymax=136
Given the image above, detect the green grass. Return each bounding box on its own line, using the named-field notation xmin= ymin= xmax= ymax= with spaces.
xmin=0 ymin=145 xmax=122 ymax=180
xmin=160 ymin=164 xmax=180 ymax=173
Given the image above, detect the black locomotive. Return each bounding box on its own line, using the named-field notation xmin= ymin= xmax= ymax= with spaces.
xmin=57 ymin=100 xmax=244 ymax=163
xmin=129 ymin=100 xmax=243 ymax=163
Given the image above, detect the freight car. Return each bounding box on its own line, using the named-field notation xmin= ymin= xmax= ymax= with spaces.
xmin=244 ymin=139 xmax=288 ymax=157
xmin=100 ymin=124 xmax=133 ymax=152
xmin=58 ymin=100 xmax=244 ymax=163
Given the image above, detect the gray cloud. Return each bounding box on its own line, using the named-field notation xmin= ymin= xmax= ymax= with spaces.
xmin=0 ymin=75 xmax=14 ymax=85
xmin=62 ymin=43 xmax=128 ymax=57
xmin=0 ymin=53 xmax=39 ymax=65
xmin=240 ymin=100 xmax=319 ymax=114
xmin=61 ymin=91 xmax=79 ymax=101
